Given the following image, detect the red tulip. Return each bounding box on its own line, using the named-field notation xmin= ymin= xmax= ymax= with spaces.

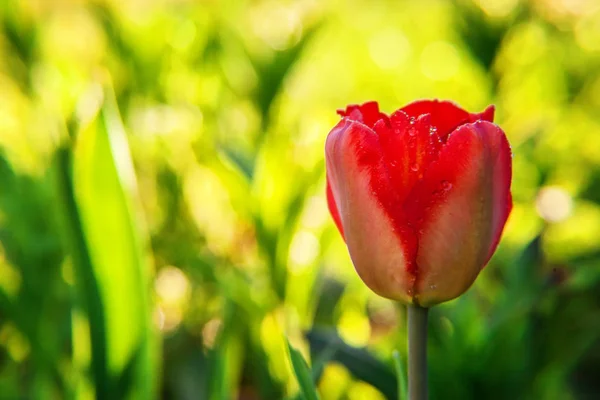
xmin=325 ymin=100 xmax=512 ymax=306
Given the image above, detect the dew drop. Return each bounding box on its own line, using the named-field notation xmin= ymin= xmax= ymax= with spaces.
xmin=441 ymin=180 xmax=452 ymax=190
xmin=408 ymin=128 xmax=416 ymax=137
xmin=410 ymin=163 xmax=419 ymax=172
xmin=429 ymin=284 xmax=437 ymax=290
xmin=409 ymin=117 xmax=416 ymax=125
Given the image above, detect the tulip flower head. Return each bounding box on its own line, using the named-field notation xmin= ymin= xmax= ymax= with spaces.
xmin=325 ymin=100 xmax=512 ymax=306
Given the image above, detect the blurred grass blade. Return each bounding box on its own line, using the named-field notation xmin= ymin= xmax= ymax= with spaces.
xmin=392 ymin=350 xmax=407 ymax=400
xmin=307 ymin=329 xmax=397 ymax=399
xmin=310 ymin=338 xmax=338 ymax=383
xmin=208 ymin=301 xmax=243 ymax=400
xmin=58 ymin=87 xmax=156 ymax=399
xmin=55 ymin=145 xmax=110 ymax=399
xmin=287 ymin=341 xmax=320 ymax=400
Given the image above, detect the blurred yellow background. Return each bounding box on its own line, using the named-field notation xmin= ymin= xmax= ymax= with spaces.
xmin=1 ymin=0 xmax=600 ymax=399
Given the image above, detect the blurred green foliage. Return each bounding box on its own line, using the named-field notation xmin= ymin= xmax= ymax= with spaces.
xmin=1 ymin=0 xmax=600 ymax=399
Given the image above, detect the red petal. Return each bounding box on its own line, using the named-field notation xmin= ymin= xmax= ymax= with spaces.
xmin=403 ymin=121 xmax=512 ymax=306
xmin=325 ymin=119 xmax=417 ymax=301
xmin=401 ymin=100 xmax=495 ymax=140
xmin=326 ymin=177 xmax=344 ymax=239
xmin=337 ymin=101 xmax=388 ymax=129
xmin=373 ymin=111 xmax=441 ymax=205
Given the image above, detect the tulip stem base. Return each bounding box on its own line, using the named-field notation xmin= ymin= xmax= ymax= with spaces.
xmin=408 ymin=304 xmax=428 ymax=400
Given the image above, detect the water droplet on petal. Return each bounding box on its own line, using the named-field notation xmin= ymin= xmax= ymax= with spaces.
xmin=429 ymin=284 xmax=437 ymax=290
xmin=441 ymin=180 xmax=452 ymax=190
xmin=408 ymin=128 xmax=416 ymax=137
xmin=409 ymin=117 xmax=416 ymax=125
xmin=410 ymin=163 xmax=419 ymax=172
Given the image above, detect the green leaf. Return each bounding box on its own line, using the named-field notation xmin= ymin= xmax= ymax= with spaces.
xmin=306 ymin=329 xmax=397 ymax=399
xmin=392 ymin=350 xmax=407 ymax=400
xmin=58 ymin=87 xmax=157 ymax=399
xmin=208 ymin=302 xmax=244 ymax=400
xmin=287 ymin=341 xmax=320 ymax=400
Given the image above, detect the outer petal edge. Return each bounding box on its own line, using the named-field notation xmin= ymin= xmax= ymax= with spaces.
xmin=325 ymin=119 xmax=416 ymax=302
xmin=403 ymin=120 xmax=512 ymax=306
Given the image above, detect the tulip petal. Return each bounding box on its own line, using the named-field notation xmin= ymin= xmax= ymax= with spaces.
xmin=401 ymin=100 xmax=495 ymax=140
xmin=337 ymin=101 xmax=388 ymax=129
xmin=326 ymin=178 xmax=344 ymax=239
xmin=373 ymin=112 xmax=441 ymax=204
xmin=403 ymin=121 xmax=512 ymax=306
xmin=326 ymin=119 xmax=417 ymax=301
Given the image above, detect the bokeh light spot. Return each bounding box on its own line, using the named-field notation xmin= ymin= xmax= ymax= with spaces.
xmin=202 ymin=318 xmax=223 ymax=350
xmin=155 ymin=266 xmax=190 ymax=305
xmin=250 ymin=3 xmax=303 ymax=50
xmin=575 ymin=10 xmax=600 ymax=52
xmin=476 ymin=0 xmax=520 ymax=17
xmin=337 ymin=309 xmax=371 ymax=347
xmin=318 ymin=363 xmax=351 ymax=399
xmin=420 ymin=41 xmax=460 ymax=81
xmin=347 ymin=381 xmax=386 ymax=400
xmin=369 ymin=29 xmax=411 ymax=70
xmin=289 ymin=230 xmax=320 ymax=272
xmin=536 ymin=186 xmax=573 ymax=223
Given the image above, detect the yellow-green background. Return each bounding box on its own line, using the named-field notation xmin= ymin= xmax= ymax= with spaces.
xmin=1 ymin=0 xmax=600 ymax=399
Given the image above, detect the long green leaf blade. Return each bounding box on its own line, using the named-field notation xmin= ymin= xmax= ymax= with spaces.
xmin=287 ymin=341 xmax=320 ymax=400
xmin=392 ymin=350 xmax=408 ymax=400
xmin=67 ymin=87 xmax=156 ymax=399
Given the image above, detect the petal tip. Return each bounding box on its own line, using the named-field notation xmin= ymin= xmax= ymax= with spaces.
xmin=337 ymin=101 xmax=387 ymax=129
xmin=479 ymin=105 xmax=495 ymax=122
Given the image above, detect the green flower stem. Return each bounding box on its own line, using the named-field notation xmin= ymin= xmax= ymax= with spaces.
xmin=408 ymin=304 xmax=429 ymax=400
